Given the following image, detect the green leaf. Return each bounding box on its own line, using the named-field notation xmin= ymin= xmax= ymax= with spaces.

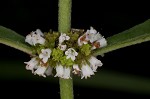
xmin=0 ymin=26 xmax=32 ymax=55
xmin=93 ymin=19 xmax=150 ymax=56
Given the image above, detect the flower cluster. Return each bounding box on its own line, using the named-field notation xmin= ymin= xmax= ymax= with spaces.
xmin=24 ymin=27 xmax=107 ymax=79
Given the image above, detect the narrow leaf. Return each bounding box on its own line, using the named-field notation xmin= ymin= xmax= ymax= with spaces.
xmin=93 ymin=19 xmax=150 ymax=56
xmin=0 ymin=26 xmax=32 ymax=55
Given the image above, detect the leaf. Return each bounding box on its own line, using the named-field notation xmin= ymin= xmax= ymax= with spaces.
xmin=93 ymin=19 xmax=150 ymax=56
xmin=0 ymin=26 xmax=32 ymax=55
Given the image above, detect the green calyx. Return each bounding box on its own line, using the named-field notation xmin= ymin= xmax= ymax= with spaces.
xmin=60 ymin=56 xmax=74 ymax=67
xmin=45 ymin=31 xmax=59 ymax=48
xmin=80 ymin=44 xmax=91 ymax=56
xmin=52 ymin=48 xmax=64 ymax=61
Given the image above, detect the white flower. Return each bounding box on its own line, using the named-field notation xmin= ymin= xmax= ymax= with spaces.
xmin=39 ymin=48 xmax=51 ymax=63
xmin=88 ymin=56 xmax=103 ymax=72
xmin=97 ymin=37 xmax=107 ymax=48
xmin=87 ymin=33 xmax=102 ymax=43
xmin=25 ymin=34 xmax=33 ymax=45
xmin=31 ymin=32 xmax=45 ymax=45
xmin=25 ymin=30 xmax=45 ymax=45
xmin=58 ymin=44 xmax=67 ymax=51
xmin=54 ymin=64 xmax=64 ymax=78
xmin=72 ymin=64 xmax=81 ymax=74
xmin=91 ymin=37 xmax=107 ymax=50
xmin=78 ymin=35 xmax=88 ymax=46
xmin=65 ymin=48 xmax=78 ymax=61
xmin=59 ymin=33 xmax=70 ymax=44
xmin=24 ymin=58 xmax=39 ymax=73
xmin=62 ymin=67 xmax=71 ymax=79
xmin=45 ymin=66 xmax=53 ymax=76
xmin=34 ymin=65 xmax=47 ymax=77
xmin=81 ymin=63 xmax=94 ymax=79
xmin=86 ymin=27 xmax=103 ymax=43
xmin=88 ymin=27 xmax=97 ymax=34
xmin=35 ymin=29 xmax=44 ymax=36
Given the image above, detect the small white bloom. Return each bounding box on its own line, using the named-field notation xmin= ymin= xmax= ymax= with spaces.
xmin=65 ymin=48 xmax=78 ymax=61
xmin=89 ymin=27 xmax=97 ymax=34
xmin=81 ymin=63 xmax=94 ymax=79
xmin=78 ymin=35 xmax=88 ymax=46
xmin=86 ymin=27 xmax=103 ymax=43
xmin=88 ymin=56 xmax=103 ymax=72
xmin=87 ymin=33 xmax=103 ymax=43
xmin=39 ymin=48 xmax=51 ymax=63
xmin=34 ymin=66 xmax=47 ymax=77
xmin=31 ymin=32 xmax=45 ymax=45
xmin=25 ymin=30 xmax=45 ymax=45
xmin=45 ymin=66 xmax=53 ymax=76
xmin=58 ymin=44 xmax=67 ymax=51
xmin=24 ymin=58 xmax=39 ymax=73
xmin=54 ymin=64 xmax=64 ymax=78
xmin=59 ymin=33 xmax=70 ymax=44
xmin=62 ymin=67 xmax=71 ymax=79
xmin=91 ymin=37 xmax=107 ymax=50
xmin=35 ymin=29 xmax=44 ymax=36
xmin=72 ymin=64 xmax=81 ymax=74
xmin=97 ymin=37 xmax=107 ymax=48
xmin=25 ymin=34 xmax=33 ymax=45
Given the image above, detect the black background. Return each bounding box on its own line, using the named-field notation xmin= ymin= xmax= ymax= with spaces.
xmin=0 ymin=0 xmax=150 ymax=98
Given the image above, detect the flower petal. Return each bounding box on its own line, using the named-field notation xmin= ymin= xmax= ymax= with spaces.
xmin=81 ymin=64 xmax=94 ymax=79
xmin=34 ymin=66 xmax=47 ymax=78
xmin=72 ymin=64 xmax=81 ymax=75
xmin=45 ymin=66 xmax=53 ymax=76
xmin=63 ymin=67 xmax=71 ymax=79
xmin=54 ymin=64 xmax=64 ymax=78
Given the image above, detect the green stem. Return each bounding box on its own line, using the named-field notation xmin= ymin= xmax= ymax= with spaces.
xmin=58 ymin=0 xmax=73 ymax=99
xmin=59 ymin=78 xmax=73 ymax=99
xmin=58 ymin=0 xmax=71 ymax=33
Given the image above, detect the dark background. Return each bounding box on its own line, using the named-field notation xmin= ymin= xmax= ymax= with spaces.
xmin=0 ymin=0 xmax=150 ymax=98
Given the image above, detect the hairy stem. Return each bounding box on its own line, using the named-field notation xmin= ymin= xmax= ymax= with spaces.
xmin=58 ymin=0 xmax=71 ymax=33
xmin=59 ymin=78 xmax=73 ymax=99
xmin=58 ymin=0 xmax=73 ymax=99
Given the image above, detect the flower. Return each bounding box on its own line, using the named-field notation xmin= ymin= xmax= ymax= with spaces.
xmin=45 ymin=66 xmax=53 ymax=76
xmin=25 ymin=27 xmax=108 ymax=79
xmin=31 ymin=32 xmax=45 ymax=45
xmin=85 ymin=27 xmax=103 ymax=43
xmin=91 ymin=37 xmax=107 ymax=50
xmin=78 ymin=35 xmax=88 ymax=46
xmin=72 ymin=64 xmax=81 ymax=75
xmin=39 ymin=48 xmax=51 ymax=63
xmin=81 ymin=63 xmax=94 ymax=79
xmin=25 ymin=34 xmax=33 ymax=45
xmin=62 ymin=67 xmax=71 ymax=79
xmin=65 ymin=48 xmax=78 ymax=61
xmin=59 ymin=33 xmax=70 ymax=44
xmin=24 ymin=58 xmax=39 ymax=73
xmin=58 ymin=44 xmax=67 ymax=51
xmin=25 ymin=30 xmax=45 ymax=45
xmin=54 ymin=64 xmax=64 ymax=78
xmin=87 ymin=27 xmax=97 ymax=34
xmin=88 ymin=56 xmax=103 ymax=72
xmin=34 ymin=65 xmax=47 ymax=77
xmin=35 ymin=29 xmax=44 ymax=36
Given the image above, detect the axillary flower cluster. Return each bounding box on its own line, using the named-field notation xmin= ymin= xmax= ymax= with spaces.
xmin=24 ymin=27 xmax=107 ymax=79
